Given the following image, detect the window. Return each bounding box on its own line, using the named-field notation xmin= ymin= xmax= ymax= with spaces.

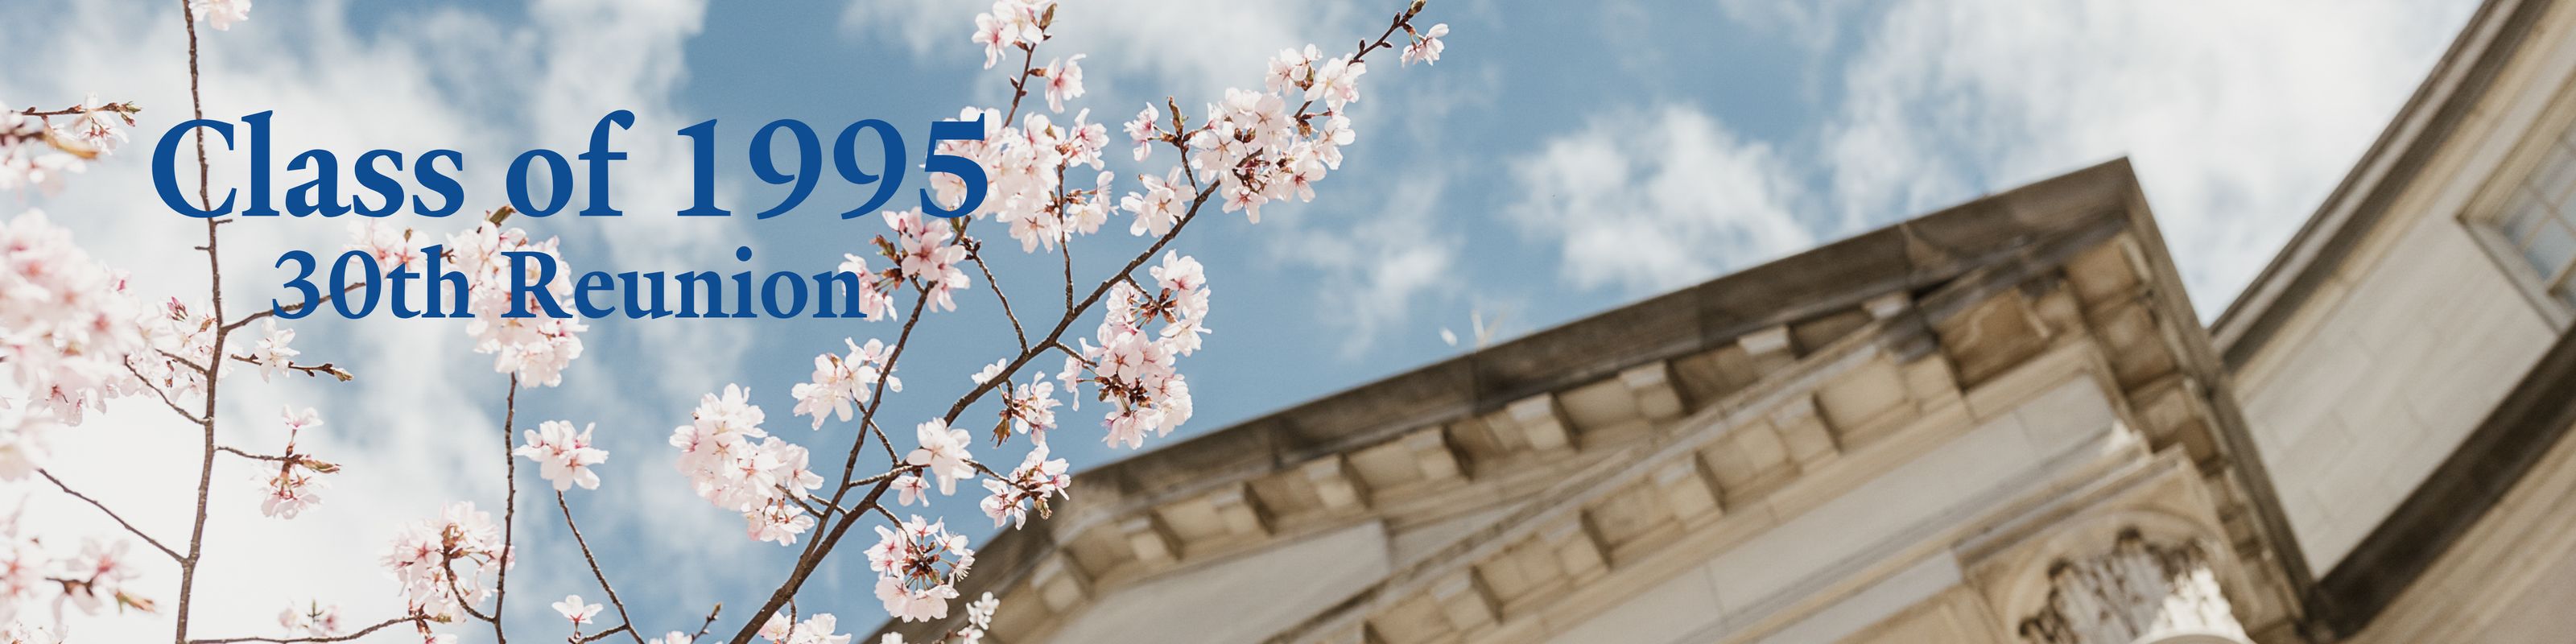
xmin=2492 ymin=128 xmax=2576 ymax=308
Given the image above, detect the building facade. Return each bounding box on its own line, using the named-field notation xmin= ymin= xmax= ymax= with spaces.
xmin=876 ymin=0 xmax=2576 ymax=642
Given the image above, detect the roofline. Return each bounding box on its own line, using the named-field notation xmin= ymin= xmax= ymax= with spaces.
xmin=876 ymin=159 xmax=2314 ymax=642
xmin=2211 ymin=0 xmax=2545 ymax=366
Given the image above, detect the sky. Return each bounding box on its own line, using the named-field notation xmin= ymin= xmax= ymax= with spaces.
xmin=0 ymin=0 xmax=2478 ymax=640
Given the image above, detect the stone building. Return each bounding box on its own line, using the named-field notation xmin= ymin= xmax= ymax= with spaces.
xmin=875 ymin=0 xmax=2576 ymax=641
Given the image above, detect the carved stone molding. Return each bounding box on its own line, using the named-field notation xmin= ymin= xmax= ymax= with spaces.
xmin=2017 ymin=529 xmax=2246 ymax=644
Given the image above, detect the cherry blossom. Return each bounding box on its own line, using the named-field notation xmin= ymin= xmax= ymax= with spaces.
xmin=970 ymin=0 xmax=1051 ymax=68
xmin=894 ymin=473 xmax=930 ymax=507
xmin=346 ymin=220 xmax=426 ymax=271
xmin=758 ymin=612 xmax=854 ymax=644
xmin=905 ymin=419 xmax=975 ymax=495
xmin=1 ymin=211 xmax=148 ymax=434
xmin=444 ymin=221 xmax=588 ymax=386
xmin=249 ymin=319 xmax=299 ymax=381
xmin=381 ymin=502 xmax=510 ymax=621
xmin=1001 ymin=378 xmax=1060 ymax=443
xmin=1041 ymin=55 xmax=1087 ymax=113
xmin=63 ymin=95 xmax=130 ymax=156
xmin=551 ymin=594 xmax=602 ymax=625
xmin=56 ymin=538 xmax=147 ymax=616
xmin=867 ymin=516 xmax=972 ymax=622
xmin=255 ymin=407 xmax=334 ymax=518
xmin=977 ymin=444 xmax=1069 ymax=528
xmin=671 ymin=385 xmax=826 ymax=545
xmin=1124 ymin=103 xmax=1160 ymax=162
xmin=835 ymin=253 xmax=902 ymax=321
xmin=1402 ymin=23 xmax=1450 ymax=66
xmin=277 ymin=601 xmax=344 ymax=638
xmin=1309 ymin=56 xmax=1367 ymax=110
xmin=189 ymin=0 xmax=252 ymax=30
xmin=1118 ymin=167 xmax=1187 ymax=237
xmin=885 ymin=209 xmax=972 ymax=311
xmin=0 ymin=104 xmax=89 ymax=196
xmin=516 ymin=419 xmax=609 ymax=491
xmin=953 ymin=592 xmax=1001 ymax=643
xmin=968 ymin=359 xmax=1005 ymax=385
xmin=791 ymin=338 xmax=900 ymax=430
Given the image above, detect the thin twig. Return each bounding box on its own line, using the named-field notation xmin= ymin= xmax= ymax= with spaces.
xmin=36 ymin=469 xmax=183 ymax=562
xmin=121 ymin=361 xmax=204 ymax=424
xmin=221 ymin=281 xmax=365 ymax=333
xmin=227 ymin=354 xmax=355 ymax=381
xmin=575 ymin=625 xmax=636 ymax=644
xmin=964 ymin=242 xmax=1030 ymax=353
xmin=689 ymin=604 xmax=724 ymax=642
xmin=186 ymin=614 xmax=432 ymax=643
xmin=556 ymin=492 xmax=647 ymax=644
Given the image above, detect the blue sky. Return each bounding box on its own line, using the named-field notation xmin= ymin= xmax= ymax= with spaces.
xmin=2 ymin=0 xmax=2476 ymax=639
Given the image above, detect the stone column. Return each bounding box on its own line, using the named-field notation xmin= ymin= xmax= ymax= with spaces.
xmin=2017 ymin=529 xmax=2247 ymax=644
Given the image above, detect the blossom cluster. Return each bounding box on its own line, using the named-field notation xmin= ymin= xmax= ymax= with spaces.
xmin=977 ymin=444 xmax=1067 ymax=529
xmin=1060 ymin=252 xmax=1208 ymax=449
xmin=758 ymin=611 xmax=856 ymax=644
xmin=669 ymin=385 xmax=827 ymax=545
xmin=379 ymin=502 xmax=510 ymax=622
xmin=791 ymin=338 xmax=901 ymax=430
xmin=440 ymin=221 xmax=589 ymax=386
xmin=865 ymin=515 xmax=972 ymax=622
xmin=0 ymin=96 xmax=131 ymax=195
xmin=275 ymin=600 xmax=345 ymax=638
xmin=884 ymin=208 xmax=974 ymax=312
xmin=0 ymin=514 xmax=151 ymax=628
xmin=930 ymin=107 xmax=1113 ymax=255
xmin=255 ymin=406 xmax=337 ymax=518
xmin=516 ymin=419 xmax=609 ymax=492
xmin=0 ymin=211 xmax=147 ymax=479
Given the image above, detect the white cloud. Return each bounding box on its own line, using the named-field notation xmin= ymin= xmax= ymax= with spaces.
xmin=840 ymin=0 xmax=1378 ymax=106
xmin=1818 ymin=0 xmax=2475 ymax=308
xmin=1504 ymin=104 xmax=1813 ymax=295
xmin=1267 ymin=176 xmax=1461 ymax=357
xmin=1713 ymin=0 xmax=1860 ymax=52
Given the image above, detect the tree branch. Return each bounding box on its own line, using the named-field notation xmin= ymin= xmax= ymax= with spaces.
xmin=556 ymin=492 xmax=646 ymax=644
xmin=186 ymin=614 xmax=432 ymax=643
xmin=35 ymin=469 xmax=184 ymax=563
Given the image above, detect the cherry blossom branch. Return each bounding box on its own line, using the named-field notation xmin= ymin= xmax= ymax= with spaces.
xmin=226 ymin=354 xmax=356 ymax=381
xmin=723 ymin=477 xmax=898 ymax=644
xmin=491 ymin=374 xmax=521 ymax=644
xmin=1002 ymin=39 xmax=1043 ymax=125
xmin=573 ymin=625 xmax=634 ymax=644
xmin=185 ymin=615 xmax=433 ymax=643
xmin=219 ymin=282 xmax=365 ymax=334
xmin=838 ymin=467 xmax=910 ymax=493
xmin=962 ymin=240 xmax=1030 ymax=353
xmin=554 ymin=492 xmax=646 ymax=644
xmin=938 ymin=185 xmax=1214 ymax=427
xmin=13 ymin=101 xmax=141 ymax=119
xmin=213 ymin=446 xmax=285 ymax=461
xmin=728 ymin=187 xmax=1209 ymax=644
xmin=155 ymin=348 xmax=208 ymax=374
xmin=687 ymin=605 xmax=723 ymax=642
xmin=121 ymin=361 xmax=206 ymax=424
xmin=171 ymin=0 xmax=228 ymax=636
xmin=35 ymin=469 xmax=184 ymax=563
